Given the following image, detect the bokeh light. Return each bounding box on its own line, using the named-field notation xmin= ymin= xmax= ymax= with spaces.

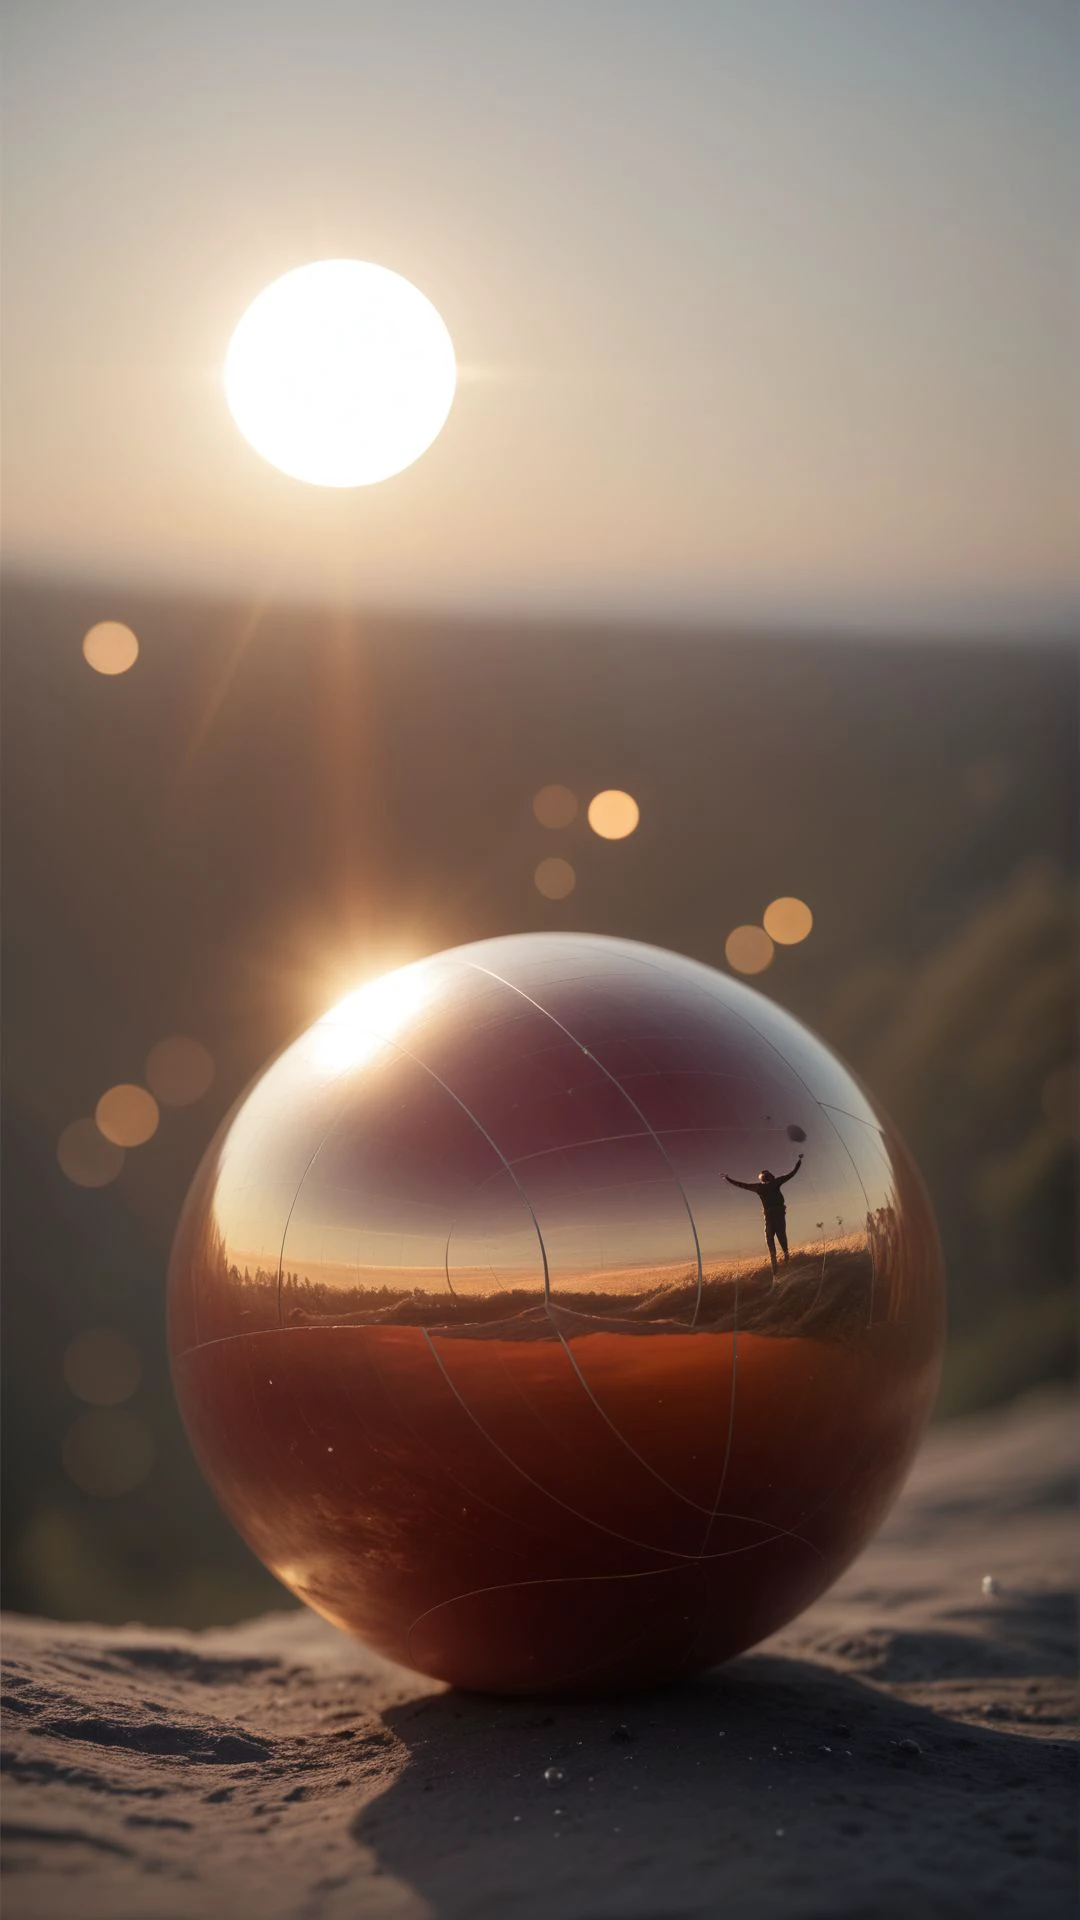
xmin=725 ymin=925 xmax=775 ymax=975
xmin=532 ymin=785 xmax=578 ymax=829
xmin=95 ymin=1084 xmax=159 ymax=1147
xmin=61 ymin=1408 xmax=155 ymax=1497
xmin=57 ymin=1119 xmax=124 ymax=1189
xmin=763 ymin=896 xmax=814 ymax=945
xmin=587 ymin=790 xmax=640 ymax=839
xmin=82 ymin=621 xmax=139 ymax=675
xmin=146 ymin=1036 xmax=215 ymax=1106
xmin=534 ymin=857 xmax=576 ymax=900
xmin=63 ymin=1329 xmax=142 ymax=1407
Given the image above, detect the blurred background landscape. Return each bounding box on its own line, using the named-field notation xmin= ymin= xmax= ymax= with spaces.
xmin=2 ymin=0 xmax=1076 ymax=1629
xmin=3 ymin=578 xmax=1075 ymax=1625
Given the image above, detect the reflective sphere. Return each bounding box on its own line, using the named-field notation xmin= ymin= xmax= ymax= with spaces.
xmin=169 ymin=934 xmax=944 ymax=1693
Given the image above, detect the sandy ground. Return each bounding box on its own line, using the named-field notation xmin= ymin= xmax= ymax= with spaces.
xmin=2 ymin=1391 xmax=1076 ymax=1920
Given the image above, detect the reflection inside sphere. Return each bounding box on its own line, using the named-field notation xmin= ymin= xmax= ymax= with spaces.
xmin=169 ymin=933 xmax=944 ymax=1694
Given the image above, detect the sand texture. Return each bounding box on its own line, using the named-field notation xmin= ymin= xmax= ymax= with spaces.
xmin=2 ymin=1392 xmax=1076 ymax=1919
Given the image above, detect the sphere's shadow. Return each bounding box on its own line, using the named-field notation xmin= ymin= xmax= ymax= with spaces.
xmin=352 ymin=1641 xmax=1076 ymax=1919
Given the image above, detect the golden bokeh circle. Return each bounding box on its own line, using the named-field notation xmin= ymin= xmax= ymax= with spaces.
xmin=82 ymin=622 xmax=139 ymax=675
xmin=63 ymin=1329 xmax=142 ymax=1407
xmin=61 ymin=1408 xmax=155 ymax=1497
xmin=95 ymin=1085 xmax=160 ymax=1148
xmin=532 ymin=785 xmax=578 ymax=829
xmin=763 ymin=896 xmax=814 ymax=945
xmin=725 ymin=925 xmax=775 ymax=975
xmin=57 ymin=1119 xmax=125 ymax=1188
xmin=587 ymin=790 xmax=640 ymax=840
xmin=146 ymin=1037 xmax=215 ymax=1107
xmin=534 ymin=857 xmax=576 ymax=901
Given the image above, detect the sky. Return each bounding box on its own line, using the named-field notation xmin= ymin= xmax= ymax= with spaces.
xmin=3 ymin=0 xmax=1077 ymax=630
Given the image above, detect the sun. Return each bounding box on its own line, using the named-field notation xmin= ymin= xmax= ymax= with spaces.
xmin=223 ymin=259 xmax=456 ymax=487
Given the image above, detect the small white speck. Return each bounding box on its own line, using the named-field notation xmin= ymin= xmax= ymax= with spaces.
xmin=776 ymin=1828 xmax=785 ymax=1838
xmin=513 ymin=1815 xmax=521 ymax=1823
xmin=981 ymin=1574 xmax=1001 ymax=1597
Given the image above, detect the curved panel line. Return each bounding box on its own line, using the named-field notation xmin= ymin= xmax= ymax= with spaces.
xmin=421 ymin=1331 xmax=697 ymax=1561
xmin=360 ymin=1327 xmax=604 ymax=1561
xmin=645 ymin=971 xmax=881 ymax=1546
xmin=272 ymin=1065 xmax=380 ymax=1325
xmin=279 ymin=1030 xmax=553 ymax=1310
xmin=422 ymin=1331 xmax=822 ymax=1565
xmin=549 ymin=1323 xmax=738 ymax=1522
xmin=405 ymin=1564 xmax=711 ymax=1682
xmin=405 ymin=1524 xmax=819 ymax=1663
xmin=457 ymin=960 xmax=705 ymax=1320
xmin=385 ymin=1038 xmax=553 ymax=1306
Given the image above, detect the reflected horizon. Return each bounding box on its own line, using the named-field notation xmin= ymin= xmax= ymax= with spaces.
xmin=172 ymin=934 xmax=923 ymax=1343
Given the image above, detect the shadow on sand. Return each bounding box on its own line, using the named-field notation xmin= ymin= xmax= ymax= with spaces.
xmin=353 ymin=1626 xmax=1077 ymax=1920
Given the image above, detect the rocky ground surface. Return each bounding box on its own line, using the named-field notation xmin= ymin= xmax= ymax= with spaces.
xmin=2 ymin=1390 xmax=1076 ymax=1919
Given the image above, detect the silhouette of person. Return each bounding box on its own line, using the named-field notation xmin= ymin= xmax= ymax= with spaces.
xmin=725 ymin=1156 xmax=803 ymax=1275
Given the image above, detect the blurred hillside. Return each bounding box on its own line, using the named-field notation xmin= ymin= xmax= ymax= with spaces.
xmin=2 ymin=575 xmax=1076 ymax=1625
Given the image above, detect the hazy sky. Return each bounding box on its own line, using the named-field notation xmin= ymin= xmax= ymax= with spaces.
xmin=4 ymin=0 xmax=1076 ymax=627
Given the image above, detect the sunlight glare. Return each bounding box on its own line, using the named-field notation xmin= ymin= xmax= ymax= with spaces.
xmin=224 ymin=260 xmax=456 ymax=487
xmin=306 ymin=961 xmax=434 ymax=1074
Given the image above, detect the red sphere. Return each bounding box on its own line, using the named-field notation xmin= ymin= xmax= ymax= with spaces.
xmin=169 ymin=934 xmax=944 ymax=1693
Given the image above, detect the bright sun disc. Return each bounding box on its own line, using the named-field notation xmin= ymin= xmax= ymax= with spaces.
xmin=224 ymin=260 xmax=456 ymax=487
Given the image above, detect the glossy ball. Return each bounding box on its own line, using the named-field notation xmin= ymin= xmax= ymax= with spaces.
xmin=169 ymin=934 xmax=944 ymax=1693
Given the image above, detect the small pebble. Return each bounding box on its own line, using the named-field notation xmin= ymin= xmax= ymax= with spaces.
xmin=543 ymin=1766 xmax=565 ymax=1786
xmin=833 ymin=1722 xmax=852 ymax=1737
xmin=896 ymin=1738 xmax=922 ymax=1757
xmin=981 ymin=1574 xmax=1001 ymax=1597
xmin=609 ymin=1725 xmax=635 ymax=1743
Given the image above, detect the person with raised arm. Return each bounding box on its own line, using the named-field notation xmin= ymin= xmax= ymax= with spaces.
xmin=724 ymin=1155 xmax=803 ymax=1276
